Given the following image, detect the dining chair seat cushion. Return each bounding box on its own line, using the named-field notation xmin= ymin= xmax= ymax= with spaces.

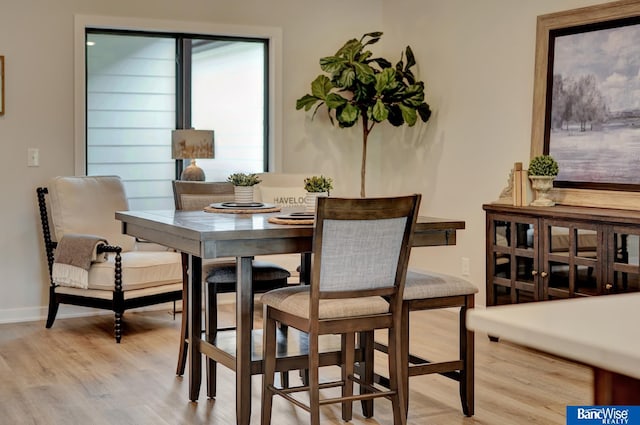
xmin=206 ymin=260 xmax=291 ymax=285
xmin=261 ymin=286 xmax=390 ymax=320
xmin=403 ymin=269 xmax=478 ymax=300
xmin=86 ymin=251 xmax=183 ymax=291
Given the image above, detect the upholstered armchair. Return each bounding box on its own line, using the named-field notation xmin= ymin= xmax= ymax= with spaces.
xmin=37 ymin=176 xmax=183 ymax=343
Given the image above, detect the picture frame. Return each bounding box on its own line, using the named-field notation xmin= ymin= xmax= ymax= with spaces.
xmin=0 ymin=55 xmax=4 ymax=116
xmin=531 ymin=0 xmax=640 ymax=209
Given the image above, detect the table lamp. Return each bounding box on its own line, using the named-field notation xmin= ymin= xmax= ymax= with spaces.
xmin=171 ymin=129 xmax=214 ymax=181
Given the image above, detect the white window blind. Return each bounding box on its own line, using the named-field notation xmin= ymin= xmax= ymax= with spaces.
xmin=86 ymin=32 xmax=267 ymax=210
xmin=86 ymin=34 xmax=176 ymax=210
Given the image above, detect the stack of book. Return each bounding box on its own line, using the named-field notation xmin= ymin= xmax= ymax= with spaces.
xmin=512 ymin=162 xmax=533 ymax=206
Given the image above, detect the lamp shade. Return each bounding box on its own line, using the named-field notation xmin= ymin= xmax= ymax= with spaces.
xmin=171 ymin=129 xmax=214 ymax=181
xmin=171 ymin=129 xmax=214 ymax=159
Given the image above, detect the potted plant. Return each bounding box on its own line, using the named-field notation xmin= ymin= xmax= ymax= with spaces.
xmin=528 ymin=155 xmax=559 ymax=207
xmin=227 ymin=172 xmax=262 ymax=203
xmin=296 ymin=32 xmax=431 ymax=197
xmin=303 ymin=175 xmax=333 ymax=212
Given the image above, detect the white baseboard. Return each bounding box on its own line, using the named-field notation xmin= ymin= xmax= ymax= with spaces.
xmin=0 ymin=301 xmax=181 ymax=325
xmin=0 ymin=292 xmax=251 ymax=325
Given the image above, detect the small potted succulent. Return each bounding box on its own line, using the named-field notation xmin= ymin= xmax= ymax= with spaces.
xmin=303 ymin=175 xmax=333 ymax=212
xmin=528 ymin=155 xmax=559 ymax=207
xmin=227 ymin=172 xmax=262 ymax=203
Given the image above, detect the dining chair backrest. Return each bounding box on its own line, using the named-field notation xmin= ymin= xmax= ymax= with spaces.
xmin=311 ymin=195 xmax=421 ymax=307
xmin=172 ymin=181 xmax=234 ymax=211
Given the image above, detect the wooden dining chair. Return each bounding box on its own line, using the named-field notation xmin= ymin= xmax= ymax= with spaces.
xmin=260 ymin=194 xmax=421 ymax=425
xmin=364 ymin=269 xmax=477 ymax=417
xmin=172 ymin=180 xmax=291 ymax=395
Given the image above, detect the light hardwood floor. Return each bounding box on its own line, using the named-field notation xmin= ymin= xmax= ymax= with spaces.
xmin=0 ymin=305 xmax=591 ymax=424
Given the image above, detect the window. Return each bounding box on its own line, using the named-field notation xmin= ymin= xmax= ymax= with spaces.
xmin=85 ymin=29 xmax=268 ymax=210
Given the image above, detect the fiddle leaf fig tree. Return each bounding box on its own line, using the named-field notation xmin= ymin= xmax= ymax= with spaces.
xmin=296 ymin=31 xmax=431 ymax=197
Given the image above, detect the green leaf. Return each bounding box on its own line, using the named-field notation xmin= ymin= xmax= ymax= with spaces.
xmin=399 ymin=104 xmax=417 ymax=126
xmin=405 ymin=46 xmax=416 ymax=70
xmin=370 ymin=57 xmax=392 ymax=69
xmin=372 ymin=99 xmax=388 ymax=122
xmin=358 ymin=50 xmax=372 ymax=62
xmin=404 ymin=68 xmax=416 ymax=85
xmin=361 ymin=31 xmax=383 ymax=40
xmin=337 ymin=68 xmax=356 ymax=87
xmin=353 ymin=84 xmax=375 ymax=103
xmin=396 ymin=59 xmax=404 ymax=73
xmin=311 ymin=75 xmax=333 ymax=99
xmin=320 ymin=56 xmax=347 ymax=74
xmin=402 ymin=84 xmax=425 ymax=107
xmin=296 ymin=94 xmax=320 ymax=111
xmin=337 ymin=39 xmax=363 ymax=62
xmin=337 ymin=103 xmax=359 ymax=127
xmin=417 ymin=103 xmax=432 ymax=122
xmin=353 ymin=62 xmax=375 ymax=84
xmin=325 ymin=93 xmax=348 ymax=109
xmin=335 ymin=38 xmax=359 ymax=56
xmin=375 ymin=68 xmax=396 ymax=94
xmin=387 ymin=104 xmax=404 ymax=126
xmin=361 ymin=31 xmax=383 ymax=47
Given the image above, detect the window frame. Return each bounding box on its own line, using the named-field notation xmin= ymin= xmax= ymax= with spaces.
xmin=74 ymin=14 xmax=283 ymax=177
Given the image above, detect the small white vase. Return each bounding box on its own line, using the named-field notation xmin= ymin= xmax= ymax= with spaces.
xmin=529 ymin=176 xmax=555 ymax=207
xmin=305 ymin=191 xmax=327 ymax=213
xmin=234 ymin=186 xmax=254 ymax=204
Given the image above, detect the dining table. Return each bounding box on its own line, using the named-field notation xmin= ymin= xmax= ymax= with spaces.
xmin=115 ymin=207 xmax=465 ymax=425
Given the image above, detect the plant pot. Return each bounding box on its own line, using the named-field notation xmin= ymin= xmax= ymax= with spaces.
xmin=529 ymin=176 xmax=555 ymax=207
xmin=305 ymin=191 xmax=327 ymax=213
xmin=234 ymin=186 xmax=254 ymax=204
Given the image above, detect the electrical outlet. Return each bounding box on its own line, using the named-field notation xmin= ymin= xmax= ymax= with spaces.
xmin=461 ymin=257 xmax=470 ymax=276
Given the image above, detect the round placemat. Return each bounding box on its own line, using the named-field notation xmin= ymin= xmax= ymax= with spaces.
xmin=205 ymin=205 xmax=282 ymax=214
xmin=268 ymin=216 xmax=314 ymax=225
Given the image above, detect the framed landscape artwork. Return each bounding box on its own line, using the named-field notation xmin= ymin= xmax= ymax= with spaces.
xmin=531 ymin=0 xmax=640 ymax=209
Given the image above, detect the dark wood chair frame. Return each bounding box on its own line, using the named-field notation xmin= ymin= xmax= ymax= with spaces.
xmin=364 ymin=293 xmax=475 ymax=417
xmin=37 ymin=187 xmax=182 ymax=343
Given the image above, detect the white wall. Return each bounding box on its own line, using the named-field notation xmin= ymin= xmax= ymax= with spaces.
xmin=0 ymin=0 xmax=617 ymax=322
xmin=372 ymin=0 xmax=611 ymax=305
xmin=0 ymin=0 xmax=382 ymax=322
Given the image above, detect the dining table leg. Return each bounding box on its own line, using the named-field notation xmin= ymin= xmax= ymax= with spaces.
xmin=299 ymin=252 xmax=312 ymax=285
xmin=188 ymin=254 xmax=203 ymax=402
xmin=236 ymin=256 xmax=254 ymax=425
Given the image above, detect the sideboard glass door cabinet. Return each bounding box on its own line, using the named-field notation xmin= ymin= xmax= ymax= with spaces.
xmin=484 ymin=204 xmax=640 ymax=307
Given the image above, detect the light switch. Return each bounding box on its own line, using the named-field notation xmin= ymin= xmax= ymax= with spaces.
xmin=28 ymin=148 xmax=39 ymax=167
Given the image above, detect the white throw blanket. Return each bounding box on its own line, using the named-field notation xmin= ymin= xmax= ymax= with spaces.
xmin=52 ymin=234 xmax=108 ymax=289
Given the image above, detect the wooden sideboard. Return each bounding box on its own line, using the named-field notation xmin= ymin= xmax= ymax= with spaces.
xmin=483 ymin=203 xmax=640 ymax=307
